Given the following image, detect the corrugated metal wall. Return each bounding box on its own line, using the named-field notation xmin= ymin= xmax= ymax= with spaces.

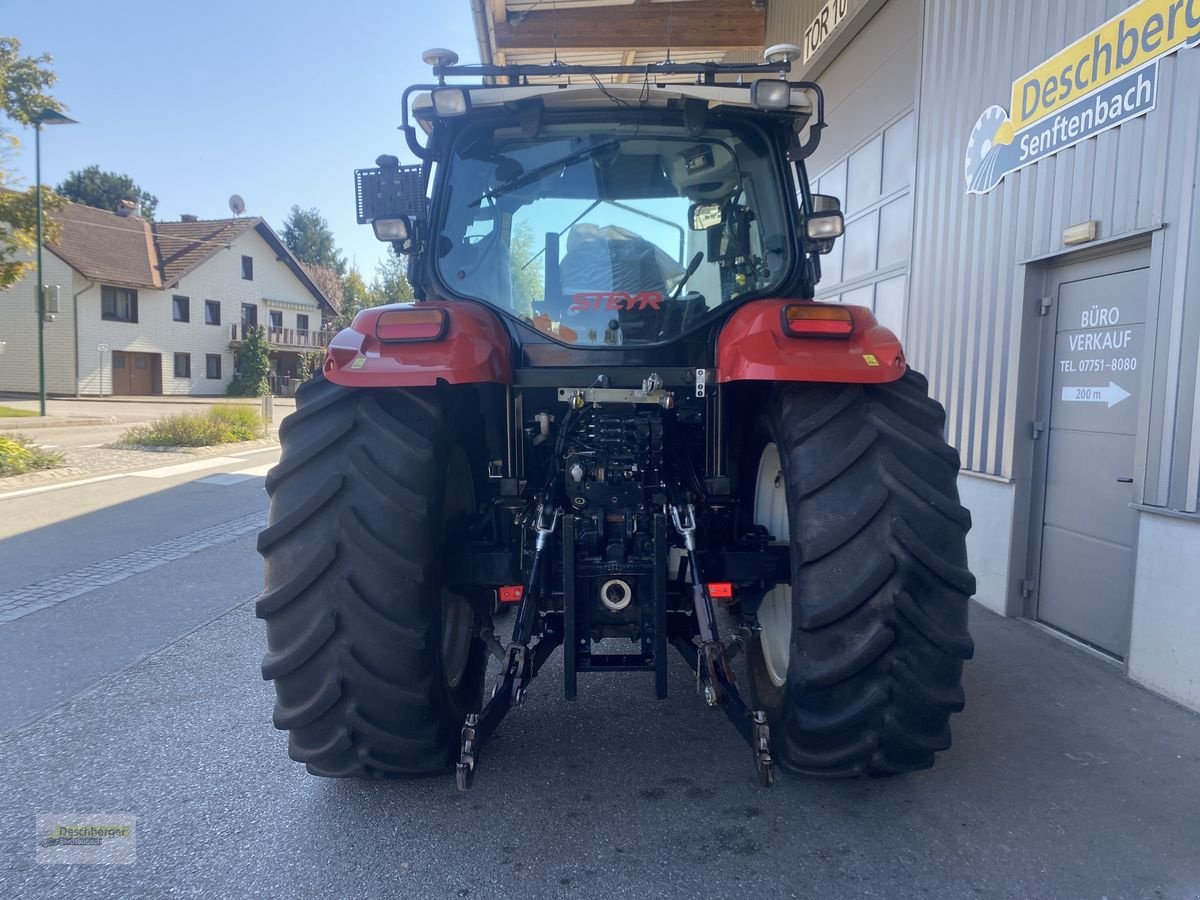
xmin=907 ymin=0 xmax=1200 ymax=508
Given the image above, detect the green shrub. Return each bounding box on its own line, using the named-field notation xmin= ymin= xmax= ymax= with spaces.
xmin=0 ymin=435 xmax=65 ymax=476
xmin=119 ymin=406 xmax=267 ymax=447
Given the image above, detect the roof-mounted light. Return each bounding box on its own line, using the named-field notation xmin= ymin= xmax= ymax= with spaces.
xmin=431 ymin=87 xmax=470 ymax=117
xmin=750 ymin=79 xmax=791 ymax=110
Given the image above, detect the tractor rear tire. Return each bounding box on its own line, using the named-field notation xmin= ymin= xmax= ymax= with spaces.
xmin=256 ymin=374 xmax=487 ymax=778
xmin=744 ymin=369 xmax=975 ymax=777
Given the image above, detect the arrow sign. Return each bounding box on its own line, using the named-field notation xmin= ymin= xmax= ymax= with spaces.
xmin=1061 ymin=381 xmax=1131 ymax=408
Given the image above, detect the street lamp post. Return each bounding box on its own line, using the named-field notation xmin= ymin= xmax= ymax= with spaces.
xmin=33 ymin=108 xmax=78 ymax=416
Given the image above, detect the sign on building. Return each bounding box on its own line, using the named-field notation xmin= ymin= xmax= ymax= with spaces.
xmin=804 ymin=0 xmax=849 ymax=62
xmin=965 ymin=0 xmax=1200 ymax=194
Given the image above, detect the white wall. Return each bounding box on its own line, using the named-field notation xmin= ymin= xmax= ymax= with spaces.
xmin=75 ymin=228 xmax=323 ymax=396
xmin=957 ymin=473 xmax=1016 ymax=616
xmin=0 ymin=249 xmax=79 ymax=395
xmin=1128 ymin=513 xmax=1200 ymax=711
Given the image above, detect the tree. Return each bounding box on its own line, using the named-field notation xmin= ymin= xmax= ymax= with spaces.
xmin=338 ymin=265 xmax=375 ymax=325
xmin=281 ymin=206 xmax=345 ymax=276
xmin=510 ymin=224 xmax=544 ymax=318
xmin=337 ymin=254 xmax=415 ymax=326
xmin=372 ymin=252 xmax=414 ymax=304
xmin=227 ymin=325 xmax=272 ymax=397
xmin=0 ymin=37 xmax=64 ymax=290
xmin=57 ymin=165 xmax=158 ymax=220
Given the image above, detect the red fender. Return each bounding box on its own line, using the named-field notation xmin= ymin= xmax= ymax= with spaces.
xmin=716 ymin=299 xmax=906 ymax=384
xmin=323 ymin=301 xmax=511 ymax=387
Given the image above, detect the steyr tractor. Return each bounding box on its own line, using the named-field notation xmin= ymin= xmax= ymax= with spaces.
xmin=256 ymin=45 xmax=975 ymax=790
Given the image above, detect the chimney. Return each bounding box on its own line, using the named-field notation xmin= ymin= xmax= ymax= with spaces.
xmin=115 ymin=199 xmax=137 ymax=218
xmin=180 ymin=214 xmax=199 ymax=223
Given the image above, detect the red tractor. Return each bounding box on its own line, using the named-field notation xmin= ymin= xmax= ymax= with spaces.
xmin=257 ymin=47 xmax=974 ymax=789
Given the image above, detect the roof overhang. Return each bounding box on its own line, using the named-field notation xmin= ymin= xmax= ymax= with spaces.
xmin=472 ymin=0 xmax=767 ymax=81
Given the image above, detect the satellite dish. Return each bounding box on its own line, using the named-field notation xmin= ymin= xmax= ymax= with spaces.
xmin=228 ymin=194 xmax=246 ymax=216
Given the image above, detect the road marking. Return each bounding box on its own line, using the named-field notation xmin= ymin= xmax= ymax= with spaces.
xmin=196 ymin=473 xmax=256 ymax=486
xmin=0 ymin=472 xmax=129 ymax=502
xmin=231 ymin=446 xmax=281 ymax=458
xmin=0 ymin=511 xmax=267 ymax=625
xmin=129 ymin=457 xmax=242 ymax=479
xmin=237 ymin=462 xmax=275 ymax=477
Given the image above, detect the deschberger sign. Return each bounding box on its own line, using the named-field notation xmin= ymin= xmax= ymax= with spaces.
xmin=965 ymin=0 xmax=1200 ymax=194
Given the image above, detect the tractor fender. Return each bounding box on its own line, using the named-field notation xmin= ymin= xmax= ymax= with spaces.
xmin=716 ymin=299 xmax=906 ymax=385
xmin=323 ymin=301 xmax=512 ymax=387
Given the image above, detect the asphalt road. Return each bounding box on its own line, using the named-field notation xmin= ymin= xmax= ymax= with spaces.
xmin=1 ymin=452 xmax=1198 ymax=898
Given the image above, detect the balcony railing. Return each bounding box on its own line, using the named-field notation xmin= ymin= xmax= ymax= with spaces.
xmin=230 ymin=323 xmax=335 ymax=350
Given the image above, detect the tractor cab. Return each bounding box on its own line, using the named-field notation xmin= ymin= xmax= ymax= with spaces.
xmin=356 ymin=47 xmax=844 ymax=352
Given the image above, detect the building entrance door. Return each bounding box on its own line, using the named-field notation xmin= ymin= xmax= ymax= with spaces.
xmin=111 ymin=352 xmax=160 ymax=396
xmin=1033 ymin=257 xmax=1147 ymax=658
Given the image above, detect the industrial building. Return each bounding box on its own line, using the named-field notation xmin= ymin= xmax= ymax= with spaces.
xmin=472 ymin=0 xmax=1200 ymax=711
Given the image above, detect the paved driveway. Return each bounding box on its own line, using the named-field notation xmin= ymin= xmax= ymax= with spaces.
xmin=0 ymin=453 xmax=1198 ymax=898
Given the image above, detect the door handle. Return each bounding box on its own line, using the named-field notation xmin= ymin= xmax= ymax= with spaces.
xmin=1117 ymin=477 xmax=1134 ymax=483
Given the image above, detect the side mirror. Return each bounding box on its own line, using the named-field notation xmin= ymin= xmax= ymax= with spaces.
xmin=689 ymin=202 xmax=724 ymax=231
xmin=811 ymin=193 xmax=841 ymax=213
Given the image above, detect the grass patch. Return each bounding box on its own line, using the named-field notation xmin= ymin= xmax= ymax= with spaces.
xmin=119 ymin=406 xmax=267 ymax=447
xmin=0 ymin=406 xmax=37 ymax=418
xmin=0 ymin=435 xmax=65 ymax=476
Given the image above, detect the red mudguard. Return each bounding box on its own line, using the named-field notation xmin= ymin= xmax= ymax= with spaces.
xmin=716 ymin=299 xmax=906 ymax=384
xmin=323 ymin=302 xmax=512 ymax=387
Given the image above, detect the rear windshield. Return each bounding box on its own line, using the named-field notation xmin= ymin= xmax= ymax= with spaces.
xmin=436 ymin=119 xmax=791 ymax=346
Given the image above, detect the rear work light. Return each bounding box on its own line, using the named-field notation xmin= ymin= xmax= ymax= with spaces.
xmin=781 ymin=304 xmax=854 ymax=338
xmin=374 ymin=307 xmax=448 ymax=343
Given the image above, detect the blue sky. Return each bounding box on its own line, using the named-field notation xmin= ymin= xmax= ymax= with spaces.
xmin=4 ymin=0 xmax=480 ymax=277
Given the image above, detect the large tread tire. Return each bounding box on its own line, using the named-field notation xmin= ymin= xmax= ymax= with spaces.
xmin=257 ymin=374 xmax=487 ymax=778
xmin=744 ymin=369 xmax=975 ymax=777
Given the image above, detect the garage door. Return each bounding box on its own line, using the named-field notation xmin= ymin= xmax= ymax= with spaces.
xmin=1035 ymin=264 xmax=1147 ymax=658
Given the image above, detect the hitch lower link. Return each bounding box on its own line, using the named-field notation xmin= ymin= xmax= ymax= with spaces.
xmin=456 ymin=503 xmax=561 ymax=792
xmin=671 ymin=504 xmax=774 ymax=788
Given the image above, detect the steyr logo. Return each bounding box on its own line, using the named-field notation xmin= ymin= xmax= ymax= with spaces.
xmin=569 ymin=292 xmax=663 ymax=313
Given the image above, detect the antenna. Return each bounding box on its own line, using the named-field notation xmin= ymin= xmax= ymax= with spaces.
xmin=228 ymin=194 xmax=246 ymax=216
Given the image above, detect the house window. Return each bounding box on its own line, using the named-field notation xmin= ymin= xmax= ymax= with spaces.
xmin=172 ymin=295 xmax=190 ymax=322
xmin=205 ymin=300 xmax=221 ymax=325
xmin=269 ymin=310 xmax=283 ymax=329
xmin=173 ymin=353 xmax=191 ymax=378
xmin=241 ymin=255 xmax=253 ymax=280
xmin=206 ymin=354 xmax=222 ymax=379
xmin=101 ymin=286 xmax=138 ymax=323
xmin=297 ymin=313 xmax=309 ymax=336
xmin=241 ymin=303 xmax=258 ymax=328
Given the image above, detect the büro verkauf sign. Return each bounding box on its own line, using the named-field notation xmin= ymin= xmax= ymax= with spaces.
xmin=965 ymin=0 xmax=1200 ymax=194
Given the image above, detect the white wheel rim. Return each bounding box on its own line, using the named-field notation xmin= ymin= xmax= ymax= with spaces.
xmin=754 ymin=442 xmax=791 ymax=688
xmin=440 ymin=448 xmax=475 ymax=690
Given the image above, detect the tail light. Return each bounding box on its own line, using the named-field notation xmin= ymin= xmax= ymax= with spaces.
xmin=375 ymin=307 xmax=448 ymax=342
xmin=498 ymin=585 xmax=524 ymax=603
xmin=707 ymin=582 xmax=734 ymax=600
xmin=781 ymin=303 xmax=854 ymax=338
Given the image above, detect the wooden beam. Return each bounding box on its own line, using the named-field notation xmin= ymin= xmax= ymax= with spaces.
xmin=616 ymin=49 xmax=637 ymax=84
xmin=492 ymin=1 xmax=765 ymax=51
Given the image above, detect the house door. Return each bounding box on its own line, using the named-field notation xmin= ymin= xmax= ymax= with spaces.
xmin=242 ymin=304 xmax=258 ymax=329
xmin=1032 ymin=258 xmax=1148 ymax=658
xmin=111 ymin=352 xmax=160 ymax=396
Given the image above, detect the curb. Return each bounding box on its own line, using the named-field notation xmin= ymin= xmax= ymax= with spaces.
xmin=0 ymin=417 xmax=118 ymax=431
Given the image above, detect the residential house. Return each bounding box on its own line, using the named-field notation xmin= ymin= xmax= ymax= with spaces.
xmin=0 ymin=201 xmax=338 ymax=397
